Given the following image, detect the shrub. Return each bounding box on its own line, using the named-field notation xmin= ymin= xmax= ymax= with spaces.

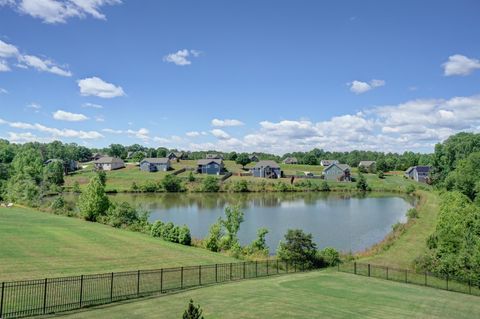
xmin=219 ymin=205 xmax=244 ymax=249
xmin=245 ymin=227 xmax=269 ymax=256
xmin=140 ymin=181 xmax=158 ymax=192
xmin=151 ymin=220 xmax=165 ymax=238
xmin=105 ymin=201 xmax=144 ymax=228
xmin=232 ymin=179 xmax=249 ymax=192
xmin=405 ymin=184 xmax=416 ymax=194
xmin=162 ymin=174 xmax=183 ymax=192
xmin=97 ymin=170 xmax=107 ymax=186
xmin=72 ymin=181 xmax=81 ymax=193
xmin=78 ymin=175 xmax=110 ymax=222
xmin=406 ymin=208 xmax=419 ymax=219
xmin=50 ymin=195 xmax=66 ymax=211
xmin=320 ymin=181 xmax=330 ymax=192
xmin=178 ymin=225 xmax=192 ymax=245
xmin=274 ymin=182 xmax=290 ymax=192
xmin=277 ymin=229 xmax=318 ymax=269
xmin=356 ymin=173 xmax=370 ymax=191
xmin=377 ymin=171 xmax=385 ymax=179
xmin=205 ymin=221 xmax=223 ymax=252
xmin=317 ymin=247 xmax=341 ymax=267
xmin=182 ymin=299 xmax=204 ymax=319
xmin=188 ymin=171 xmax=195 ymax=182
xmin=202 ymin=176 xmax=220 ymax=192
xmin=131 ymin=182 xmax=139 ymax=192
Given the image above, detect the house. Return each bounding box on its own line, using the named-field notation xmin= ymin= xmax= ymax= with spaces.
xmin=322 ymin=163 xmax=351 ymax=181
xmin=249 ymin=154 xmax=260 ymax=162
xmin=320 ymin=159 xmax=339 ymax=167
xmin=140 ymin=158 xmax=171 ymax=172
xmin=197 ymin=159 xmax=224 ymax=175
xmin=251 ymin=160 xmax=282 ymax=179
xmin=91 ymin=153 xmax=103 ymax=161
xmin=283 ymin=157 xmax=298 ymax=165
xmin=358 ymin=161 xmax=376 ymax=172
xmin=206 ymin=153 xmax=224 ymax=160
xmin=94 ymin=157 xmax=125 ymax=171
xmin=167 ymin=152 xmax=187 ymax=162
xmin=405 ymin=166 xmax=431 ymax=183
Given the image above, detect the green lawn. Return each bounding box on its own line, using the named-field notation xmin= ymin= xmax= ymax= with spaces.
xmin=48 ymin=270 xmax=480 ymax=319
xmin=0 ymin=207 xmax=236 ymax=281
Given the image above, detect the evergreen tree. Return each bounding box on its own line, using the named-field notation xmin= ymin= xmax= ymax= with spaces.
xmin=182 ymin=299 xmax=204 ymax=319
xmin=78 ymin=175 xmax=110 ymax=221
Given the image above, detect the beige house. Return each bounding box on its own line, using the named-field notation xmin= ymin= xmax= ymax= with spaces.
xmin=94 ymin=157 xmax=125 ymax=171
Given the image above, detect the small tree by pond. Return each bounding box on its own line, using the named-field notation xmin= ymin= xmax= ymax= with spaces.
xmin=220 ymin=205 xmax=244 ymax=249
xmin=277 ymin=229 xmax=318 ymax=268
xmin=356 ymin=173 xmax=370 ymax=191
xmin=78 ymin=175 xmax=110 ymax=222
xmin=162 ymin=174 xmax=183 ymax=192
xmin=202 ymin=176 xmax=220 ymax=192
xmin=205 ymin=220 xmax=223 ymax=252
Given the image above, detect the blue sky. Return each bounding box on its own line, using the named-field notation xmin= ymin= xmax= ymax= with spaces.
xmin=0 ymin=0 xmax=480 ymax=154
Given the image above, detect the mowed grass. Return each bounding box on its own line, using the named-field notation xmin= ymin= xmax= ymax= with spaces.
xmin=0 ymin=207 xmax=236 ymax=281
xmin=48 ymin=270 xmax=480 ymax=319
xmin=361 ymin=190 xmax=440 ymax=269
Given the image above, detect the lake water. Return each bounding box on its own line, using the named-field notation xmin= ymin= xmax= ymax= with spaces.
xmin=107 ymin=192 xmax=414 ymax=254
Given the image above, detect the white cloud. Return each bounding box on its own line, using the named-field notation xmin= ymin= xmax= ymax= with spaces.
xmin=349 ymin=79 xmax=385 ymax=94
xmin=0 ymin=40 xmax=19 ymax=58
xmin=102 ymin=128 xmax=122 ymax=134
xmin=442 ymin=54 xmax=480 ymax=76
xmin=27 ymin=102 xmax=41 ymax=109
xmin=78 ymin=77 xmax=125 ymax=98
xmin=19 ymin=54 xmax=71 ymax=76
xmin=0 ymin=118 xmax=103 ymax=140
xmin=163 ymin=49 xmax=200 ymax=66
xmin=186 ymin=131 xmax=200 ymax=137
xmin=210 ymin=129 xmax=231 ymax=140
xmin=94 ymin=116 xmax=104 ymax=122
xmin=211 ymin=118 xmax=244 ymax=127
xmin=53 ymin=110 xmax=88 ymax=121
xmin=0 ymin=88 xmax=8 ymax=94
xmin=0 ymin=60 xmax=10 ymax=72
xmin=7 ymin=131 xmax=53 ymax=143
xmin=0 ymin=0 xmax=121 ymax=24
xmin=82 ymin=102 xmax=103 ymax=109
xmin=102 ymin=127 xmax=150 ymax=140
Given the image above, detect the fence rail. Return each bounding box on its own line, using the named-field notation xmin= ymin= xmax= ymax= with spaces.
xmin=338 ymin=262 xmax=480 ymax=297
xmin=0 ymin=259 xmax=309 ymax=319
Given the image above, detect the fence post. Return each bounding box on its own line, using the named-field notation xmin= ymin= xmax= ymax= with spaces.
xmin=368 ymin=264 xmax=371 ymax=277
xmin=468 ymin=279 xmax=471 ymax=294
xmin=160 ymin=269 xmax=163 ymax=293
xmin=294 ymin=262 xmax=297 ymax=273
xmin=0 ymin=282 xmax=5 ymax=319
xmin=137 ymin=270 xmax=141 ymax=296
xmin=243 ymin=262 xmax=246 ymax=279
xmin=230 ymin=263 xmax=233 ymax=280
xmin=43 ymin=278 xmax=48 ymax=314
xmin=286 ymin=261 xmax=288 ymax=273
xmin=354 ymin=262 xmax=357 ymax=275
xmin=79 ymin=275 xmax=84 ymax=308
xmin=446 ymin=274 xmax=449 ymax=291
xmin=276 ymin=260 xmax=279 ymax=274
xmin=424 ymin=272 xmax=427 ymax=286
xmin=405 ymin=269 xmax=408 ymax=283
xmin=255 ymin=261 xmax=258 ymax=277
xmin=267 ymin=259 xmax=269 ymax=275
xmin=386 ymin=267 xmax=389 ymax=280
xmin=199 ymin=265 xmax=202 ymax=286
xmin=181 ymin=267 xmax=184 ymax=289
xmin=215 ymin=264 xmax=218 ymax=283
xmin=110 ymin=273 xmax=114 ymax=302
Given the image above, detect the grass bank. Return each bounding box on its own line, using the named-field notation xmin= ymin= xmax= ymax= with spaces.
xmin=0 ymin=206 xmax=236 ymax=281
xmin=48 ymin=270 xmax=480 ymax=319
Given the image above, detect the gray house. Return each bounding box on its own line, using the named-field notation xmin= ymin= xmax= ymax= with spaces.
xmin=320 ymin=159 xmax=339 ymax=167
xmin=140 ymin=158 xmax=171 ymax=172
xmin=283 ymin=157 xmax=298 ymax=165
xmin=197 ymin=159 xmax=224 ymax=175
xmin=322 ymin=163 xmax=351 ymax=181
xmin=251 ymin=160 xmax=282 ymax=179
xmin=167 ymin=152 xmax=187 ymax=162
xmin=405 ymin=166 xmax=431 ymax=183
xmin=358 ymin=161 xmax=376 ymax=172
xmin=94 ymin=157 xmax=125 ymax=171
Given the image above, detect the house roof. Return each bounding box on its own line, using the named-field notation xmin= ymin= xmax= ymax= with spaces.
xmin=141 ymin=157 xmax=170 ymax=164
xmin=414 ymin=166 xmax=431 ymax=173
xmin=94 ymin=156 xmax=124 ymax=164
xmin=324 ymin=163 xmax=350 ymax=172
xmin=206 ymin=153 xmax=223 ymax=159
xmin=283 ymin=157 xmax=298 ymax=163
xmin=321 ymin=159 xmax=338 ymax=164
xmin=359 ymin=161 xmax=376 ymax=167
xmin=197 ymin=159 xmax=223 ymax=165
xmin=253 ymin=160 xmax=280 ymax=169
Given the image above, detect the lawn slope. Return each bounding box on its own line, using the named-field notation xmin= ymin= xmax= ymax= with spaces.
xmin=49 ymin=270 xmax=480 ymax=319
xmin=0 ymin=207 xmax=236 ymax=281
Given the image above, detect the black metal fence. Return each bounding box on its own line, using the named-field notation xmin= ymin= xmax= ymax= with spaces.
xmin=339 ymin=262 xmax=480 ymax=296
xmin=0 ymin=259 xmax=309 ymax=319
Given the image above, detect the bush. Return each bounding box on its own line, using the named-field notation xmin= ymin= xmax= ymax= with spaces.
xmin=78 ymin=175 xmax=110 ymax=222
xmin=131 ymin=182 xmax=139 ymax=192
xmin=178 ymin=225 xmax=192 ymax=245
xmin=104 ymin=201 xmax=145 ymax=228
xmin=274 ymin=182 xmax=290 ymax=192
xmin=406 ymin=208 xmax=419 ymax=219
xmin=162 ymin=174 xmax=183 ymax=192
xmin=202 ymin=176 xmax=220 ymax=192
xmin=188 ymin=171 xmax=195 ymax=182
xmin=232 ymin=179 xmax=249 ymax=192
xmin=377 ymin=171 xmax=385 ymax=179
xmin=245 ymin=227 xmax=269 ymax=256
xmin=277 ymin=229 xmax=318 ymax=269
xmin=317 ymin=247 xmax=341 ymax=267
xmin=140 ymin=181 xmax=159 ymax=192
xmin=50 ymin=195 xmax=66 ymax=211
xmin=356 ymin=173 xmax=370 ymax=191
xmin=72 ymin=181 xmax=81 ymax=193
xmin=182 ymin=299 xmax=204 ymax=319
xmin=97 ymin=170 xmax=107 ymax=186
xmin=205 ymin=221 xmax=223 ymax=252
xmin=151 ymin=220 xmax=165 ymax=238
xmin=320 ymin=181 xmax=330 ymax=192
xmin=405 ymin=184 xmax=416 ymax=194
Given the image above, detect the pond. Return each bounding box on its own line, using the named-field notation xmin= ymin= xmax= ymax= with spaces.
xmin=107 ymin=192 xmax=414 ymax=254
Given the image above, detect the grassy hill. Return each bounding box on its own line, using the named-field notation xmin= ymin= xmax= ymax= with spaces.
xmin=0 ymin=207 xmax=236 ymax=281
xmin=47 ymin=270 xmax=480 ymax=319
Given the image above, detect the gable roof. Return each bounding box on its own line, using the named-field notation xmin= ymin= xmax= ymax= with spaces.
xmin=283 ymin=157 xmax=298 ymax=163
xmin=253 ymin=160 xmax=280 ymax=169
xmin=94 ymin=156 xmax=124 ymax=164
xmin=414 ymin=166 xmax=431 ymax=173
xmin=359 ymin=161 xmax=376 ymax=167
xmin=324 ymin=163 xmax=350 ymax=172
xmin=141 ymin=157 xmax=170 ymax=164
xmin=197 ymin=159 xmax=223 ymax=166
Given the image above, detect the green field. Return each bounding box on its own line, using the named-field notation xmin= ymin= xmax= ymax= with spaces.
xmin=47 ymin=270 xmax=480 ymax=319
xmin=0 ymin=207 xmax=236 ymax=281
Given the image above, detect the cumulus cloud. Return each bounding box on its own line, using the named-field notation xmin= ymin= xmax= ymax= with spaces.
xmin=0 ymin=0 xmax=121 ymax=24
xmin=53 ymin=110 xmax=88 ymax=121
xmin=210 ymin=129 xmax=231 ymax=140
xmin=186 ymin=131 xmax=200 ymax=137
xmin=163 ymin=49 xmax=200 ymax=66
xmin=0 ymin=60 xmax=10 ymax=72
xmin=0 ymin=88 xmax=8 ymax=94
xmin=0 ymin=40 xmax=19 ymax=58
xmin=0 ymin=117 xmax=103 ymax=140
xmin=82 ymin=102 xmax=103 ymax=109
xmin=349 ymin=79 xmax=385 ymax=94
xmin=102 ymin=127 xmax=150 ymax=140
xmin=442 ymin=54 xmax=480 ymax=76
xmin=78 ymin=77 xmax=125 ymax=98
xmin=211 ymin=118 xmax=244 ymax=127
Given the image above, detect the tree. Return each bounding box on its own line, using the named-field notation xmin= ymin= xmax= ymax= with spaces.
xmin=444 ymin=152 xmax=480 ymax=201
xmin=202 ymin=176 xmax=219 ymax=192
xmin=105 ymin=201 xmax=143 ymax=228
xmin=356 ymin=173 xmax=369 ymax=191
xmin=277 ymin=229 xmax=318 ymax=268
xmin=108 ymin=144 xmax=126 ymax=159
xmin=78 ymin=175 xmax=110 ymax=221
xmin=220 ymin=205 xmax=244 ymax=249
xmin=72 ymin=181 xmax=81 ymax=193
xmin=302 ymin=153 xmax=318 ymax=165
xmin=178 ymin=225 xmax=192 ymax=245
xmin=188 ymin=171 xmax=195 ymax=182
xmin=161 ymin=174 xmax=183 ymax=192
xmin=156 ymin=147 xmax=168 ymax=157
xmin=43 ymin=161 xmax=64 ymax=186
xmin=132 ymin=151 xmax=145 ymax=162
xmin=250 ymin=227 xmax=269 ymax=253
xmin=182 ymin=299 xmax=204 ymax=319
xmin=235 ymin=153 xmax=251 ymax=169
xmin=232 ymin=179 xmax=249 ymax=192
xmin=377 ymin=170 xmax=385 ymax=179
xmin=205 ymin=220 xmax=223 ymax=252
xmin=317 ymin=247 xmax=341 ymax=267
xmin=97 ymin=170 xmax=107 ymax=186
